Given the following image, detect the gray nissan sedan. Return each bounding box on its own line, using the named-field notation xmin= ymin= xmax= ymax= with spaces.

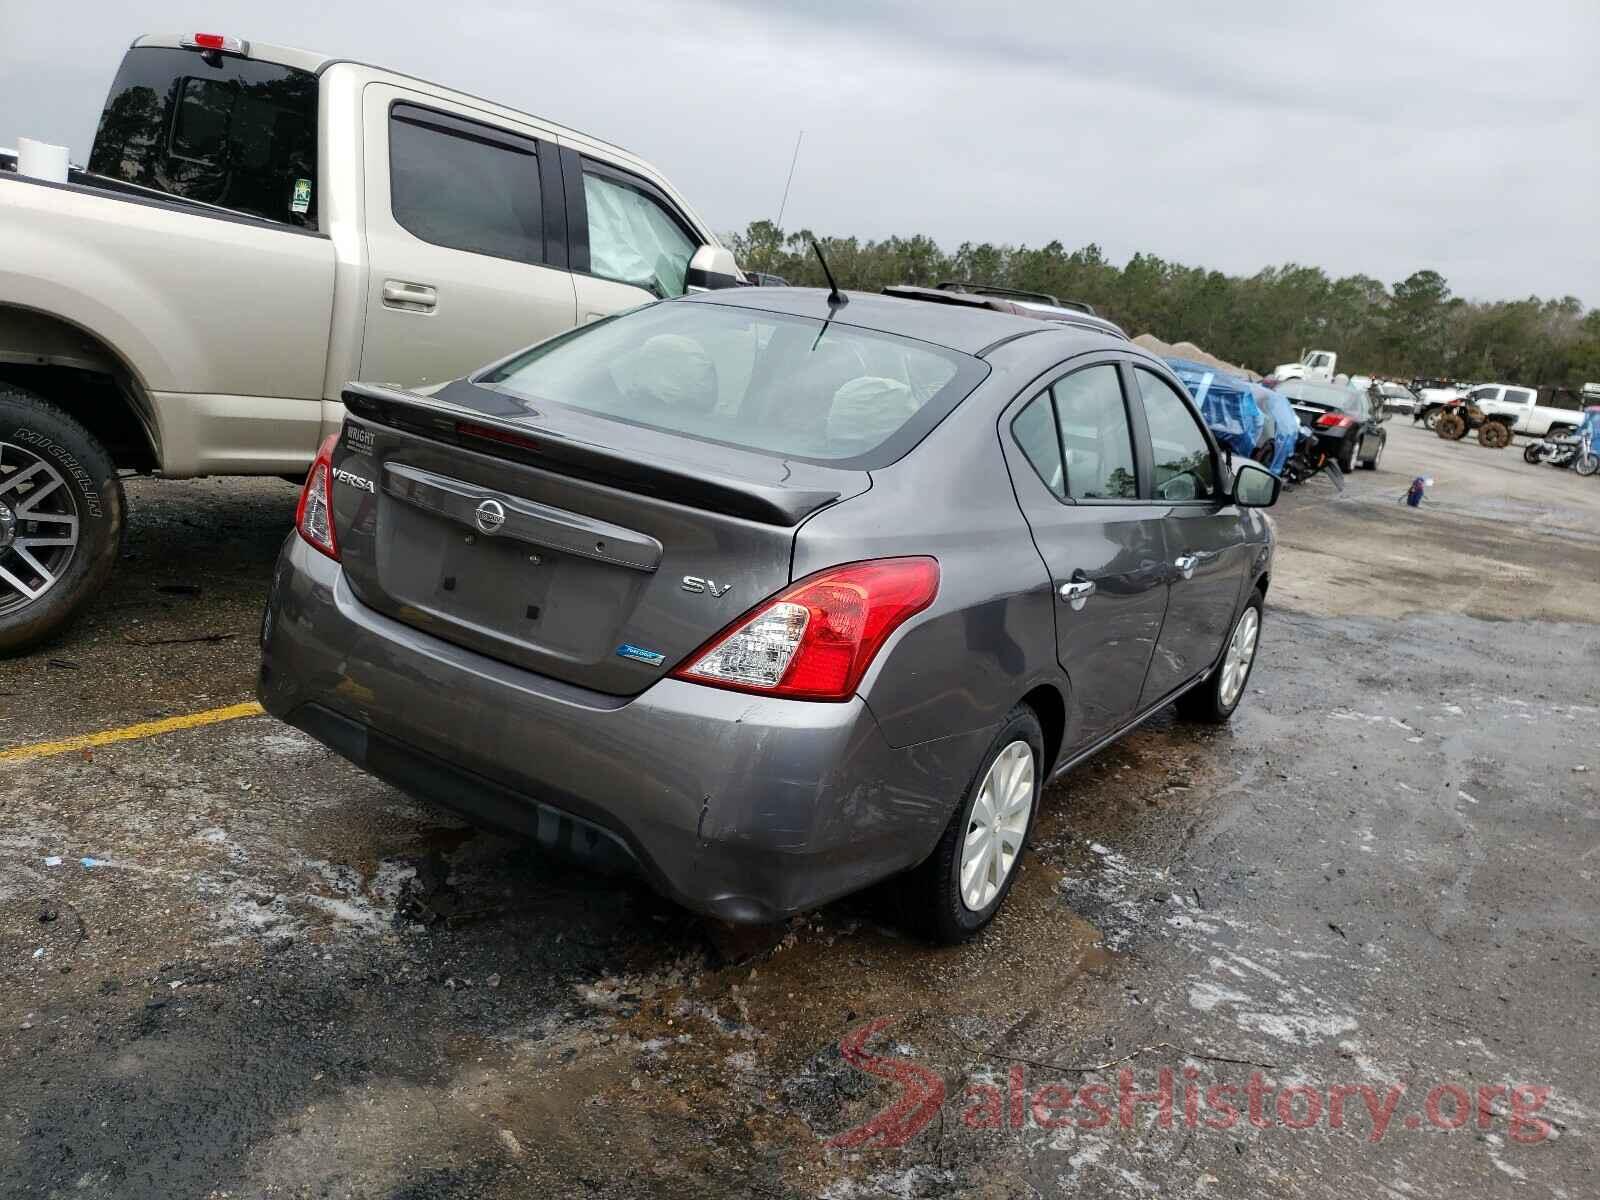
xmin=258 ymin=288 xmax=1278 ymax=941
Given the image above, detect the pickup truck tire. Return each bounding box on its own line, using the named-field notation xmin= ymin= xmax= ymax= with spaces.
xmin=0 ymin=384 xmax=125 ymax=655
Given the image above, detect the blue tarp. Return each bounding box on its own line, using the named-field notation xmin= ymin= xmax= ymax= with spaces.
xmin=1163 ymin=358 xmax=1265 ymax=459
xmin=1253 ymin=383 xmax=1302 ymax=474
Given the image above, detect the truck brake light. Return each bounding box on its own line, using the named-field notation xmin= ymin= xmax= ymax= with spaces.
xmin=183 ymin=33 xmax=246 ymax=54
xmin=1316 ymin=413 xmax=1356 ymax=429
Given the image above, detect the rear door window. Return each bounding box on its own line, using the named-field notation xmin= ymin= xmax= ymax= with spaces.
xmin=1134 ymin=367 xmax=1218 ymax=502
xmin=1052 ymin=365 xmax=1137 ymax=500
xmin=389 ymin=105 xmax=544 ymax=264
xmin=1011 ymin=393 xmax=1065 ymax=498
xmin=87 ymin=47 xmax=318 ymax=227
xmin=582 ymin=165 xmax=698 ymax=297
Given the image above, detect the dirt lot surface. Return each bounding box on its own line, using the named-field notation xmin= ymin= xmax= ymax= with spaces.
xmin=2 ymin=421 xmax=1598 ymax=1198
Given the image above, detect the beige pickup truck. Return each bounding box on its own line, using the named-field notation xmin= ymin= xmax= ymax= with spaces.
xmin=0 ymin=32 xmax=743 ymax=652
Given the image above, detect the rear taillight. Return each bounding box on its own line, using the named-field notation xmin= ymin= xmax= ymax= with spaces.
xmin=672 ymin=558 xmax=939 ymax=702
xmin=295 ymin=434 xmax=340 ymax=560
xmin=1316 ymin=413 xmax=1356 ymax=429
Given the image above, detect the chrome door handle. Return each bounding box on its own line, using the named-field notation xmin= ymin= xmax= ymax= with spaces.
xmin=1058 ymin=579 xmax=1096 ymax=611
xmin=1173 ymin=555 xmax=1199 ymax=580
xmin=382 ymin=280 xmax=437 ymax=311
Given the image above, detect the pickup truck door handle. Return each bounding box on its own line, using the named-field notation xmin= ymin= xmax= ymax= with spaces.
xmin=382 ymin=280 xmax=437 ymax=311
xmin=1173 ymin=554 xmax=1200 ymax=579
xmin=1057 ymin=579 xmax=1096 ymax=611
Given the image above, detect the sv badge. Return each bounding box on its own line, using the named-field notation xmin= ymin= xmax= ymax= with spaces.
xmin=681 ymin=575 xmax=733 ymax=598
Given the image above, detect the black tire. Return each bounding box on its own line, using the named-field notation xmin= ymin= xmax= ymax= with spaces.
xmin=1523 ymin=443 xmax=1544 ymax=464
xmin=1477 ymin=421 xmax=1511 ymax=449
xmin=1435 ymin=411 xmax=1467 ymax=440
xmin=1361 ymin=437 xmax=1383 ymax=471
xmin=1422 ymin=407 xmax=1442 ymax=431
xmin=0 ymin=384 xmax=125 ymax=655
xmin=1177 ymin=591 xmax=1264 ymax=724
xmin=1338 ymin=435 xmax=1360 ymax=474
xmin=904 ymin=705 xmax=1043 ymax=944
xmin=1577 ymin=453 xmax=1600 ymax=478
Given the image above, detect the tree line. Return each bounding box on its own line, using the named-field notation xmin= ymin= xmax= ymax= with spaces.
xmin=728 ymin=222 xmax=1600 ymax=401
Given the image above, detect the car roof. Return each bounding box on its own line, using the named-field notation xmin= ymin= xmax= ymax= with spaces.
xmin=679 ymin=288 xmax=1121 ymax=357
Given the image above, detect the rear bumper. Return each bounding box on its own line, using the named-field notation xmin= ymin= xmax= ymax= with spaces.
xmin=257 ymin=535 xmax=987 ymax=923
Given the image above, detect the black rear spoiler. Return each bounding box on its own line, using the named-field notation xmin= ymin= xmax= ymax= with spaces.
xmin=340 ymin=383 xmax=844 ymax=528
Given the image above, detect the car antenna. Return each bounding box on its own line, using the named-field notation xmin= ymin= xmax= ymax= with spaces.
xmin=813 ymin=241 xmax=847 ymax=309
xmin=811 ymin=240 xmax=846 ymax=351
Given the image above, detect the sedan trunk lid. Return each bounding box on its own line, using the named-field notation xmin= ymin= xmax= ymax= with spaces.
xmin=329 ymin=382 xmax=869 ymax=696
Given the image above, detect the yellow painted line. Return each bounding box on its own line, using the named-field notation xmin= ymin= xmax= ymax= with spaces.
xmin=0 ymin=701 xmax=266 ymax=765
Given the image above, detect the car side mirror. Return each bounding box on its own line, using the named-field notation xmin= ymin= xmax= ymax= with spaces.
xmin=1232 ymin=461 xmax=1281 ymax=508
xmin=684 ymin=245 xmax=745 ymax=292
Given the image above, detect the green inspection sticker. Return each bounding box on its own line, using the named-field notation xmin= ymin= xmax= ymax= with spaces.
xmin=291 ymin=178 xmax=312 ymax=215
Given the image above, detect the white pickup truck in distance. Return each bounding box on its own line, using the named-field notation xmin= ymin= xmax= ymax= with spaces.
xmin=1271 ymin=349 xmax=1338 ymax=383
xmin=1458 ymin=384 xmax=1583 ymax=439
xmin=0 ymin=32 xmax=743 ymax=652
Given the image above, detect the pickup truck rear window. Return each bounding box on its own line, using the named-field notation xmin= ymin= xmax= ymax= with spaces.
xmin=87 ymin=47 xmax=317 ymax=228
xmin=388 ymin=105 xmax=544 ymax=265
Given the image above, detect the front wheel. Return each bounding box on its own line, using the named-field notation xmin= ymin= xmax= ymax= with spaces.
xmin=0 ymin=384 xmax=126 ymax=655
xmin=1577 ymin=453 xmax=1600 ymax=478
xmin=1477 ymin=421 xmax=1512 ymax=449
xmin=905 ymin=706 xmax=1043 ymax=943
xmin=1435 ymin=411 xmax=1467 ymax=440
xmin=1178 ymin=594 xmax=1263 ymax=724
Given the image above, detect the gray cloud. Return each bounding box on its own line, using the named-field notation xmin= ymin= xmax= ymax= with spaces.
xmin=4 ymin=0 xmax=1595 ymax=302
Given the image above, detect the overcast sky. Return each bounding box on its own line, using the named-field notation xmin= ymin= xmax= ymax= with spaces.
xmin=5 ymin=0 xmax=1595 ymax=304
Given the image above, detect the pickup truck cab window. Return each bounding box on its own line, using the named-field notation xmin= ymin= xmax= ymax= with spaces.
xmin=388 ymin=104 xmax=543 ymax=265
xmin=1133 ymin=367 xmax=1217 ymax=501
xmin=581 ymin=162 xmax=698 ymax=297
xmin=87 ymin=46 xmax=318 ymax=228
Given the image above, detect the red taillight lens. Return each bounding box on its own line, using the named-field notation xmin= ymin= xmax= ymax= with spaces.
xmin=192 ymin=32 xmax=225 ymax=49
xmin=294 ymin=434 xmax=340 ymax=560
xmin=1316 ymin=412 xmax=1356 ymax=429
xmin=671 ymin=558 xmax=939 ymax=702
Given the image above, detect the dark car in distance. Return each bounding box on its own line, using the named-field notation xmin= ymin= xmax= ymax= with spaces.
xmin=258 ymin=289 xmax=1279 ymax=941
xmin=1279 ymin=378 xmax=1389 ymax=472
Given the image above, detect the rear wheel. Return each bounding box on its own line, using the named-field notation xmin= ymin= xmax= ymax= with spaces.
xmin=1422 ymin=407 xmax=1443 ymax=431
xmin=1523 ymin=443 xmax=1544 ymax=464
xmin=1477 ymin=421 xmax=1512 ymax=449
xmin=1338 ymin=435 xmax=1360 ymax=473
xmin=906 ymin=706 xmax=1042 ymax=943
xmin=1435 ymin=411 xmax=1467 ymax=440
xmin=0 ymin=384 xmax=125 ymax=655
xmin=1362 ymin=438 xmax=1383 ymax=470
xmin=1178 ymin=593 xmax=1263 ymax=724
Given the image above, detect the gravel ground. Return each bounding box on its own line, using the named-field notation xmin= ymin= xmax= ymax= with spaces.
xmin=1 ymin=421 xmax=1597 ymax=1198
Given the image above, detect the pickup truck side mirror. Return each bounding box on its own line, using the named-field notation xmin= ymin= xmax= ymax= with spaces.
xmin=684 ymin=245 xmax=745 ymax=292
xmin=1232 ymin=460 xmax=1282 ymax=508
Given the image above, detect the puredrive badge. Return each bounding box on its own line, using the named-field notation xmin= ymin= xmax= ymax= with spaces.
xmin=616 ymin=643 xmax=666 ymax=667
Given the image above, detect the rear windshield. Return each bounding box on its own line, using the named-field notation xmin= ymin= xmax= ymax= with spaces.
xmin=1281 ymin=379 xmax=1362 ymax=414
xmin=480 ymin=301 xmax=984 ymax=467
xmin=87 ymin=47 xmax=318 ymax=228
